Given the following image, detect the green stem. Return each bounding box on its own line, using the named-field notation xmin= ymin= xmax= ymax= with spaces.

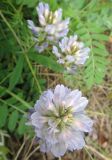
xmin=23 ymin=52 xmax=42 ymax=93
xmin=0 ymin=99 xmax=26 ymax=114
xmin=0 ymin=73 xmax=11 ymax=84
xmin=0 ymin=86 xmax=30 ymax=109
xmin=84 ymin=147 xmax=94 ymax=160
xmin=0 ymin=10 xmax=42 ymax=94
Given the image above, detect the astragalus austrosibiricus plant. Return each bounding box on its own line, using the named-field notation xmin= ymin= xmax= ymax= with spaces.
xmin=28 ymin=84 xmax=93 ymax=157
xmin=53 ymin=35 xmax=90 ymax=73
xmin=1 ymin=0 xmax=111 ymax=159
xmin=27 ymin=2 xmax=70 ymax=53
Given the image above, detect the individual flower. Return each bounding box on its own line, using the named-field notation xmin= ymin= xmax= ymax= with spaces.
xmin=27 ymin=2 xmax=70 ymax=53
xmin=28 ymin=84 xmax=93 ymax=157
xmin=36 ymin=2 xmax=70 ymax=39
xmin=53 ymin=35 xmax=90 ymax=73
xmin=27 ymin=20 xmax=48 ymax=53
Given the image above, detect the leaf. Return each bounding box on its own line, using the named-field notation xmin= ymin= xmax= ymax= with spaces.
xmin=16 ymin=0 xmax=38 ymax=7
xmin=75 ymin=28 xmax=87 ymax=35
xmin=87 ymin=0 xmax=98 ymax=9
xmin=8 ymin=110 xmax=19 ymax=132
xmin=0 ymin=87 xmax=6 ymax=97
xmin=76 ymin=22 xmax=109 ymax=88
xmin=0 ymin=105 xmax=8 ymax=128
xmin=48 ymin=0 xmax=58 ymax=9
xmin=29 ymin=53 xmax=64 ymax=73
xmin=9 ymin=55 xmax=24 ymax=89
xmin=0 ymin=146 xmax=9 ymax=155
xmin=70 ymin=0 xmax=85 ymax=10
xmin=17 ymin=116 xmax=27 ymax=135
xmin=91 ymin=34 xmax=109 ymax=41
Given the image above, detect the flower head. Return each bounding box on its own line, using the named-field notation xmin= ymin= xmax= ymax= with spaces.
xmin=27 ymin=2 xmax=70 ymax=53
xmin=28 ymin=84 xmax=93 ymax=157
xmin=37 ymin=2 xmax=62 ymax=26
xmin=53 ymin=35 xmax=90 ymax=73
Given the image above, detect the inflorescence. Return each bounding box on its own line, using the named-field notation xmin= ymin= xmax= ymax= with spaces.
xmin=27 ymin=2 xmax=93 ymax=158
xmin=27 ymin=2 xmax=90 ymax=73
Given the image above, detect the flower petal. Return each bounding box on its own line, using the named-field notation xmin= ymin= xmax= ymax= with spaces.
xmin=53 ymin=84 xmax=70 ymax=106
xmin=53 ymin=8 xmax=62 ymax=24
xmin=73 ymin=97 xmax=88 ymax=112
xmin=73 ymin=113 xmax=93 ymax=132
xmin=64 ymin=89 xmax=82 ymax=107
xmin=52 ymin=46 xmax=61 ymax=58
xmin=31 ymin=112 xmax=48 ymax=128
xmin=35 ymin=42 xmax=48 ymax=53
xmin=51 ymin=142 xmax=67 ymax=157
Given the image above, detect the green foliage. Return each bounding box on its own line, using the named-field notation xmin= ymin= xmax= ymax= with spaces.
xmin=17 ymin=116 xmax=27 ymax=135
xmin=75 ymin=23 xmax=109 ymax=88
xmin=8 ymin=110 xmax=19 ymax=132
xmin=0 ymin=146 xmax=9 ymax=160
xmin=29 ymin=52 xmax=64 ymax=73
xmin=9 ymin=54 xmax=24 ymax=90
xmin=0 ymin=106 xmax=8 ymax=128
xmin=16 ymin=0 xmax=39 ymax=7
xmin=61 ymin=0 xmax=111 ymax=88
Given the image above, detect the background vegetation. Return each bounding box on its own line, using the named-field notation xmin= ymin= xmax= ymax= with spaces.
xmin=0 ymin=0 xmax=112 ymax=159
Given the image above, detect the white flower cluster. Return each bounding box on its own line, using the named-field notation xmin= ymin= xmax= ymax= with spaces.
xmin=28 ymin=2 xmax=90 ymax=73
xmin=28 ymin=2 xmax=69 ymax=53
xmin=53 ymin=35 xmax=90 ymax=73
xmin=28 ymin=85 xmax=93 ymax=157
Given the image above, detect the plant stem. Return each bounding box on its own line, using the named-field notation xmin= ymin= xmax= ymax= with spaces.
xmin=25 ymin=145 xmax=40 ymax=160
xmin=14 ymin=140 xmax=25 ymax=160
xmin=24 ymin=136 xmax=36 ymax=159
xmin=0 ymin=99 xmax=26 ymax=114
xmin=0 ymin=86 xmax=30 ymax=109
xmin=59 ymin=157 xmax=62 ymax=160
xmin=85 ymin=145 xmax=112 ymax=160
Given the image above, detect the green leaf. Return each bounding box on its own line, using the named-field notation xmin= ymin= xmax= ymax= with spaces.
xmin=0 ymin=87 xmax=6 ymax=97
xmin=86 ymin=23 xmax=105 ymax=33
xmin=0 ymin=146 xmax=9 ymax=155
xmin=0 ymin=105 xmax=8 ymax=128
xmin=8 ymin=110 xmax=19 ymax=132
xmin=75 ymin=21 xmax=109 ymax=88
xmin=70 ymin=0 xmax=85 ymax=10
xmin=29 ymin=53 xmax=64 ymax=73
xmin=87 ymin=0 xmax=98 ymax=9
xmin=16 ymin=0 xmax=38 ymax=7
xmin=75 ymin=28 xmax=87 ymax=35
xmin=92 ymin=48 xmax=108 ymax=55
xmin=93 ymin=41 xmax=106 ymax=50
xmin=91 ymin=34 xmax=109 ymax=41
xmin=17 ymin=116 xmax=27 ymax=135
xmin=9 ymin=55 xmax=24 ymax=89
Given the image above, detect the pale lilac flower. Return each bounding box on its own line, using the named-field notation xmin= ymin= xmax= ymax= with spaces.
xmin=37 ymin=3 xmax=62 ymax=26
xmin=27 ymin=2 xmax=70 ymax=53
xmin=53 ymin=35 xmax=90 ymax=73
xmin=28 ymin=85 xmax=93 ymax=157
xmin=44 ymin=18 xmax=70 ymax=40
xmin=27 ymin=20 xmax=43 ymax=35
xmin=36 ymin=2 xmax=70 ymax=38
